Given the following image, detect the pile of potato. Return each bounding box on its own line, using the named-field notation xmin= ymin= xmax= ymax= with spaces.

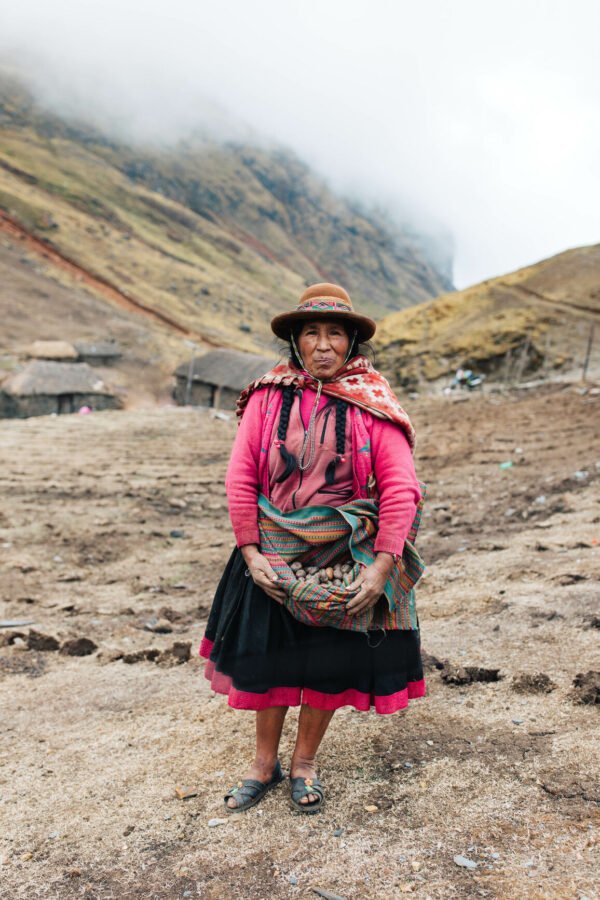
xmin=290 ymin=560 xmax=354 ymax=588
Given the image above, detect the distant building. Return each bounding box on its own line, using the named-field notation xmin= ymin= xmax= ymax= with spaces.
xmin=173 ymin=349 xmax=276 ymax=410
xmin=24 ymin=338 xmax=122 ymax=366
xmin=26 ymin=340 xmax=79 ymax=361
xmin=73 ymin=340 xmax=122 ymax=366
xmin=0 ymin=360 xmax=122 ymax=418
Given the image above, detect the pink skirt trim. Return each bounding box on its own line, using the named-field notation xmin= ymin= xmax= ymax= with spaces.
xmin=199 ymin=637 xmax=426 ymax=715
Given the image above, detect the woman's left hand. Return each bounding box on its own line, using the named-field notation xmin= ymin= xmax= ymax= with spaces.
xmin=345 ymin=555 xmax=394 ymax=615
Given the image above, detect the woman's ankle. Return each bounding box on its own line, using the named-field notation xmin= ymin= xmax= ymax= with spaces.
xmin=252 ymin=752 xmax=279 ymax=773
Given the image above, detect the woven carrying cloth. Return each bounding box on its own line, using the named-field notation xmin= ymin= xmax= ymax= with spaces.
xmin=236 ymin=355 xmax=416 ymax=450
xmin=257 ymin=491 xmax=426 ymax=632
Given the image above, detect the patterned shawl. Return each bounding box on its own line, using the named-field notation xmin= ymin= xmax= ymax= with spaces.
xmin=236 ymin=355 xmax=416 ymax=450
xmin=258 ymin=493 xmax=425 ymax=632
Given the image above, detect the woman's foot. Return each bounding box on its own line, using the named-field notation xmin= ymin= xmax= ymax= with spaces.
xmin=289 ymin=759 xmax=321 ymax=806
xmin=225 ymin=758 xmax=282 ymax=810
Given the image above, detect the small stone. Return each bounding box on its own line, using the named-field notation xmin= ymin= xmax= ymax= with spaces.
xmin=288 ymin=874 xmax=298 ymax=885
xmin=60 ymin=637 xmax=97 ymax=656
xmin=333 ymin=827 xmax=344 ymax=837
xmin=144 ymin=617 xmax=173 ymax=634
xmin=491 ymin=852 xmax=500 ymax=859
xmin=169 ymin=529 xmax=185 ymax=539
xmin=175 ymin=785 xmax=197 ymax=800
xmin=47 ymin=831 xmax=59 ymax=840
xmin=168 ymin=498 xmax=188 ymax=509
xmin=122 ymin=648 xmax=160 ymax=664
xmin=159 ymin=642 xmax=191 ymax=666
xmin=20 ymin=851 xmax=33 ymax=861
xmin=123 ymin=825 xmax=135 ymax=836
xmin=512 ymin=672 xmax=556 ymax=694
xmin=207 ymin=818 xmax=227 ymax=827
xmin=454 ymin=855 xmax=478 ymax=869
xmin=27 ymin=630 xmax=60 ymax=652
xmin=411 ymin=861 xmax=421 ymax=871
xmin=571 ymin=670 xmax=600 ymax=705
xmin=364 ymin=804 xmax=378 ymax=812
xmin=512 ymin=718 xmax=524 ymax=725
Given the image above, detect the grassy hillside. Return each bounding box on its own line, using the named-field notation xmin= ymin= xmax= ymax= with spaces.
xmin=0 ymin=71 xmax=452 ymax=364
xmin=375 ymin=243 xmax=600 ymax=387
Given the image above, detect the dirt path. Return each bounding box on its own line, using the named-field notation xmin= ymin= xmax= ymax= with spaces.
xmin=0 ymin=383 xmax=598 ymax=898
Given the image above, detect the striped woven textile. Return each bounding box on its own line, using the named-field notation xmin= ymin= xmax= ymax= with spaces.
xmin=257 ymin=491 xmax=426 ymax=632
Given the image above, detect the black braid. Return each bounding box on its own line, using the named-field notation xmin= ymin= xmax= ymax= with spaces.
xmin=277 ymin=385 xmax=294 ymax=442
xmin=334 ymin=398 xmax=347 ymax=455
xmin=274 ymin=385 xmax=298 ymax=483
xmin=325 ymin=399 xmax=347 ymax=485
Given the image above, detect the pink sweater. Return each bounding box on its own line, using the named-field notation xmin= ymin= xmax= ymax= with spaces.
xmin=225 ymin=386 xmax=421 ymax=557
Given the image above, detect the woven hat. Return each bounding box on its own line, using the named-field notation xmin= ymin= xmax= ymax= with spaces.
xmin=270 ymin=283 xmax=376 ymax=342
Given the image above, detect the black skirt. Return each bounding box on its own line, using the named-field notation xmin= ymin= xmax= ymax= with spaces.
xmin=199 ymin=547 xmax=426 ymax=715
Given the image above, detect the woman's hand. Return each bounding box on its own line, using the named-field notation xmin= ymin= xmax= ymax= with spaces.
xmin=240 ymin=545 xmax=286 ymax=603
xmin=345 ymin=553 xmax=394 ymax=615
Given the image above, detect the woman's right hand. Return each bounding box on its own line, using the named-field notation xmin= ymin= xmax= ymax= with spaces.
xmin=240 ymin=545 xmax=286 ymax=603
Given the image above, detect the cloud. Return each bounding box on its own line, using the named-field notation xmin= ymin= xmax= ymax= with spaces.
xmin=1 ymin=0 xmax=598 ymax=287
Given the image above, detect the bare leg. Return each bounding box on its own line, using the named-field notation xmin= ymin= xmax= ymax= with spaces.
xmin=226 ymin=706 xmax=288 ymax=809
xmin=290 ymin=705 xmax=335 ymax=804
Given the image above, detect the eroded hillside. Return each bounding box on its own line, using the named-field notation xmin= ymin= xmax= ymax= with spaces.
xmin=376 ymin=243 xmax=600 ymax=388
xmin=0 ymin=71 xmax=452 ymax=363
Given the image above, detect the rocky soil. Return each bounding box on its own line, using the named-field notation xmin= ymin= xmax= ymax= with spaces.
xmin=0 ymin=381 xmax=598 ymax=898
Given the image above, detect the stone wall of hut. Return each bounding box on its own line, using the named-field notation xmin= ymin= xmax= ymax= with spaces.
xmin=173 ymin=379 xmax=239 ymax=410
xmin=0 ymin=393 xmax=121 ymax=419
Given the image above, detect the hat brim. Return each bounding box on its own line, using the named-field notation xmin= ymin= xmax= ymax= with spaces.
xmin=270 ymin=309 xmax=376 ymax=343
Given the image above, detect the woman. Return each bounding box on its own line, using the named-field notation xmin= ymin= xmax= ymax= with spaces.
xmin=200 ymin=283 xmax=426 ymax=813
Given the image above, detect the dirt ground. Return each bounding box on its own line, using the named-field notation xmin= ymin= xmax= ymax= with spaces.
xmin=0 ymin=380 xmax=599 ymax=899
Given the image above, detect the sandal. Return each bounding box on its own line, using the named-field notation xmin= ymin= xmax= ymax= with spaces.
xmin=223 ymin=760 xmax=284 ymax=813
xmin=289 ymin=774 xmax=325 ymax=814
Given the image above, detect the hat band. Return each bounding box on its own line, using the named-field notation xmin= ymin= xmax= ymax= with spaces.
xmin=297 ymin=299 xmax=353 ymax=313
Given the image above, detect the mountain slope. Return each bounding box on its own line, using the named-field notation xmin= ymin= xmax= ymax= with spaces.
xmin=375 ymin=243 xmax=600 ymax=387
xmin=0 ymin=71 xmax=452 ymax=360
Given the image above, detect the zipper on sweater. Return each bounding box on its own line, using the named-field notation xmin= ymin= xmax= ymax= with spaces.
xmin=292 ymin=391 xmax=306 ymax=510
xmin=319 ymin=407 xmax=332 ymax=445
xmin=291 ymin=467 xmax=304 ymax=510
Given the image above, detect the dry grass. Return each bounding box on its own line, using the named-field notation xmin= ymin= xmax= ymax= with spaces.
xmin=0 ymin=383 xmax=599 ymax=898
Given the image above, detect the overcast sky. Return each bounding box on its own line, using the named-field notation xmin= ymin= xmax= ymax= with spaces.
xmin=1 ymin=0 xmax=599 ymax=288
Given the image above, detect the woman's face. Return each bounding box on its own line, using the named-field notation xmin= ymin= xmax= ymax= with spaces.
xmin=296 ymin=319 xmax=350 ymax=380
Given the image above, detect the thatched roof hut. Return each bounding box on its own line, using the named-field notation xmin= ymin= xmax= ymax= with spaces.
xmin=0 ymin=360 xmax=121 ymax=418
xmin=173 ymin=349 xmax=276 ymax=409
xmin=26 ymin=340 xmax=78 ymax=360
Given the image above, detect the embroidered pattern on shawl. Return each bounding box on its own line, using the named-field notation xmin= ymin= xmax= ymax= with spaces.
xmin=257 ymin=491 xmax=426 ymax=632
xmin=236 ymin=355 xmax=416 ymax=450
